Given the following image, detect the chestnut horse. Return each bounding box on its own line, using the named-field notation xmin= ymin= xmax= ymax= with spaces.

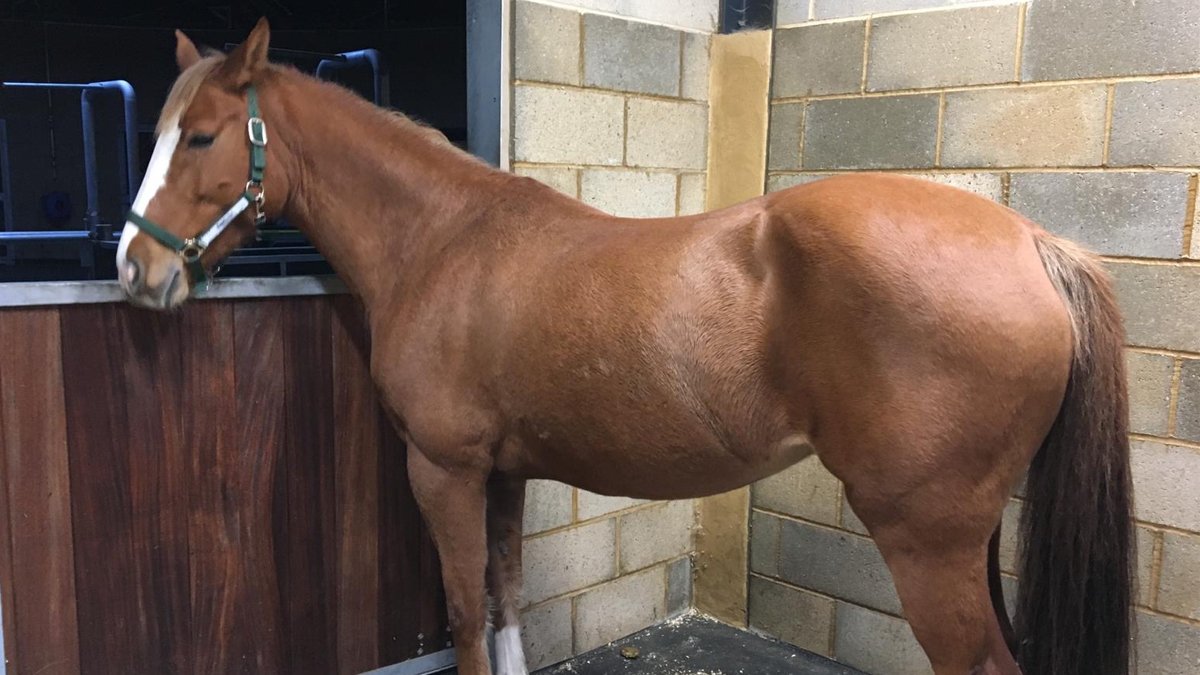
xmin=116 ymin=20 xmax=1134 ymax=675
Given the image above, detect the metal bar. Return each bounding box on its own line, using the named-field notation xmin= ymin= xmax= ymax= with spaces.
xmin=315 ymin=50 xmax=390 ymax=107
xmin=359 ymin=648 xmax=456 ymax=675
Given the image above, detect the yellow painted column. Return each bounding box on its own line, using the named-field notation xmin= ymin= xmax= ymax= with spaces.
xmin=692 ymin=27 xmax=773 ymax=628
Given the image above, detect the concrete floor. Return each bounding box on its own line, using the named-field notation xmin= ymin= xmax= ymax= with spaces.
xmin=532 ymin=613 xmax=865 ymax=675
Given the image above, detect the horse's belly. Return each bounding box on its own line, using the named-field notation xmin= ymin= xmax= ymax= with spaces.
xmin=517 ymin=417 xmax=814 ymax=501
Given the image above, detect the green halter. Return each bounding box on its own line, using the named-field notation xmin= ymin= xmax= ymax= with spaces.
xmin=125 ymin=85 xmax=269 ymax=285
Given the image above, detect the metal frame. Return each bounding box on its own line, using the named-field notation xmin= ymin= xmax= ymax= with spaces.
xmin=720 ymin=0 xmax=775 ymax=33
xmin=0 ymin=119 xmax=13 ymax=265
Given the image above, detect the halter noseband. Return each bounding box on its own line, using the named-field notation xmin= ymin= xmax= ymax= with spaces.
xmin=125 ymin=85 xmax=269 ymax=285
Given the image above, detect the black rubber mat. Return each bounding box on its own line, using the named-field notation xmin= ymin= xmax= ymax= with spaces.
xmin=533 ymin=613 xmax=867 ymax=675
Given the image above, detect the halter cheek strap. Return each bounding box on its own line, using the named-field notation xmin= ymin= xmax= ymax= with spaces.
xmin=125 ymin=85 xmax=269 ymax=285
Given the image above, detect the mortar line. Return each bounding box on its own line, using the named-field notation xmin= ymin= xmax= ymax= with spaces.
xmin=577 ymin=12 xmax=585 ymax=85
xmin=767 ymin=165 xmax=1200 ymax=175
xmin=1102 ymin=255 xmax=1200 ymax=267
xmin=1149 ymin=530 xmax=1165 ymax=610
xmin=622 ymin=97 xmax=630 ymax=166
xmin=769 ymin=70 xmax=1200 ymax=103
xmin=808 ymin=0 xmax=816 ymax=22
xmin=748 ymin=571 xmax=907 ymax=621
xmin=1001 ymin=172 xmax=1012 ymax=206
xmin=1183 ymin=174 xmax=1197 ymax=258
xmin=512 ymin=80 xmax=701 ymax=105
xmin=1166 ymin=359 xmax=1184 ymax=438
xmin=859 ymin=18 xmax=872 ymax=93
xmin=677 ymin=32 xmax=686 ymax=98
xmin=1013 ymin=2 xmax=1027 ymax=82
xmin=1137 ymin=520 xmax=1200 ymax=540
xmin=752 ymin=506 xmax=869 ymax=540
xmin=1130 ymin=433 xmax=1200 ymax=453
xmin=1128 ymin=346 xmax=1200 ymax=360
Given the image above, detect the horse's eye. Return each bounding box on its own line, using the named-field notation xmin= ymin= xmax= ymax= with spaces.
xmin=187 ymin=133 xmax=215 ymax=149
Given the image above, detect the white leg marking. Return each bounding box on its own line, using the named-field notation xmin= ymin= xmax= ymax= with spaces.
xmin=495 ymin=625 xmax=528 ymax=675
xmin=117 ymin=117 xmax=181 ymax=271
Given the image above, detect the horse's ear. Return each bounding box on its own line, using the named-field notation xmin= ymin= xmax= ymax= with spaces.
xmin=218 ymin=17 xmax=271 ymax=89
xmin=175 ymin=29 xmax=202 ymax=72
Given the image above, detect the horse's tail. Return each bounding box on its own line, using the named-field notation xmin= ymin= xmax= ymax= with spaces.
xmin=1014 ymin=231 xmax=1136 ymax=675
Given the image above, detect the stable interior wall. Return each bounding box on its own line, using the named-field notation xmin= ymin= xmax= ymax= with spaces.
xmin=749 ymin=1 xmax=1200 ymax=673
xmin=507 ymin=0 xmax=717 ymax=668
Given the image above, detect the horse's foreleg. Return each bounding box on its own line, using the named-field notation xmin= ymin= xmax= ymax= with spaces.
xmin=487 ymin=476 xmax=529 ymax=675
xmin=407 ymin=445 xmax=492 ymax=675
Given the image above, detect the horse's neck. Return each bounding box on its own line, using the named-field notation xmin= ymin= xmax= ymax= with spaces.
xmin=271 ymin=70 xmax=508 ymax=315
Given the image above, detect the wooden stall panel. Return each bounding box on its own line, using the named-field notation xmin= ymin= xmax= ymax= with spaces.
xmin=0 ymin=296 xmax=447 ymax=675
xmin=0 ymin=309 xmax=80 ymax=675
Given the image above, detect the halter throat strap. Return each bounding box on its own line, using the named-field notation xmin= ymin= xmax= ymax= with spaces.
xmin=126 ymin=85 xmax=268 ymax=284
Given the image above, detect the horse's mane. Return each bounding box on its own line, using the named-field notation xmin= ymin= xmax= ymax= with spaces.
xmin=161 ymin=49 xmax=465 ymax=158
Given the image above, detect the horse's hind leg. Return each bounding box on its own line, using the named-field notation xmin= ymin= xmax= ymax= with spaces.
xmin=848 ymin=485 xmax=1021 ymax=675
xmin=407 ymin=445 xmax=492 ymax=675
xmin=487 ymin=476 xmax=529 ymax=675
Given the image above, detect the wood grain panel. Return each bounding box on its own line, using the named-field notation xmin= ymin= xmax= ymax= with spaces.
xmin=121 ymin=309 xmax=193 ymax=673
xmin=332 ymin=296 xmax=382 ymax=674
xmin=0 ymin=308 xmax=80 ymax=675
xmin=1 ymin=296 xmax=444 ymax=675
xmin=279 ymin=298 xmax=337 ymax=675
xmin=231 ymin=300 xmax=289 ymax=673
xmin=61 ymin=305 xmax=147 ymax=675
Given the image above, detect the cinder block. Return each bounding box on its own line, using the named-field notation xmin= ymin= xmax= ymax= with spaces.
xmin=777 ymin=519 xmax=902 ymax=615
xmin=840 ymin=495 xmax=869 ymax=535
xmin=775 ymin=0 xmax=809 ymax=26
xmin=834 ymin=602 xmax=932 ymax=675
xmin=1126 ymin=351 xmax=1175 ymax=437
xmin=1110 ymin=80 xmax=1200 ymax=167
xmin=583 ymin=14 xmax=680 ymax=96
xmin=513 ymin=86 xmax=624 ymax=165
xmin=867 ymin=5 xmax=1019 ymax=91
xmin=804 ymin=95 xmax=939 ymax=169
xmin=1130 ymin=440 xmax=1200 ymax=532
xmin=1176 ymin=359 xmax=1200 ymax=443
xmin=545 ymin=0 xmax=716 ymax=33
xmin=515 ymin=166 xmax=579 ymax=199
xmin=767 ymin=173 xmax=833 ymax=193
xmin=813 ymin=0 xmax=958 ymax=20
xmin=750 ymin=510 xmax=781 ymax=577
xmin=767 ymin=102 xmax=804 ymax=171
xmin=905 ymin=172 xmax=1002 ymax=202
xmin=748 ymin=576 xmax=835 ymax=655
xmin=573 ymin=566 xmax=665 ymax=652
xmin=998 ymin=499 xmax=1022 ymax=575
xmin=1159 ymin=531 xmax=1200 ymax=619
xmin=577 ymin=489 xmax=648 ymax=521
xmin=941 ymin=86 xmax=1108 ymax=168
xmin=1109 ymin=263 xmax=1200 ymax=353
xmin=772 ymin=22 xmax=866 ymax=98
xmin=524 ymin=479 xmax=574 ymax=534
xmin=753 ymin=456 xmax=840 ymax=526
xmin=522 ymin=519 xmax=616 ymax=605
xmin=1137 ymin=526 xmax=1158 ymax=607
xmin=1008 ymin=172 xmax=1189 ymax=259
xmin=681 ymin=32 xmax=710 ymax=101
xmin=513 ymin=0 xmax=581 ymax=85
xmin=521 ymin=597 xmax=573 ymax=671
xmin=666 ymin=556 xmax=692 ymax=615
xmin=619 ymin=499 xmax=693 ymax=573
xmin=678 ymin=173 xmax=706 ymax=215
xmin=580 ymin=169 xmax=678 ymax=218
xmin=1136 ymin=610 xmax=1200 ymax=675
xmin=626 ymin=98 xmax=708 ymax=170
xmin=1022 ymin=0 xmax=1200 ymax=81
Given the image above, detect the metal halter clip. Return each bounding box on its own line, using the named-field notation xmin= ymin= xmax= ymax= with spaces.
xmin=180 ymin=239 xmax=205 ymax=263
xmin=247 ymin=117 xmax=268 ymax=146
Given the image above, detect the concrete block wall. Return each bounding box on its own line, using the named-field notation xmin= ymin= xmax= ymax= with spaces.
xmin=511 ymin=0 xmax=711 ymax=219
xmin=753 ymin=1 xmax=1200 ymax=672
xmin=509 ymin=1 xmax=709 ymax=668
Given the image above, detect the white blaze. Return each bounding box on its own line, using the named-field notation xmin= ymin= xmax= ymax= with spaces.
xmin=495 ymin=625 xmax=528 ymax=675
xmin=117 ymin=117 xmax=181 ymax=270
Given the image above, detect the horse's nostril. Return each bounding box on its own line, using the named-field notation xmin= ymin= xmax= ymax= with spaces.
xmin=123 ymin=259 xmax=142 ymax=290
